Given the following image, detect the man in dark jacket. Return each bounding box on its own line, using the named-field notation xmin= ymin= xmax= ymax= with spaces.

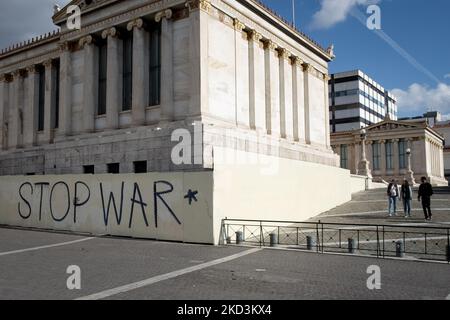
xmin=418 ymin=177 xmax=434 ymax=220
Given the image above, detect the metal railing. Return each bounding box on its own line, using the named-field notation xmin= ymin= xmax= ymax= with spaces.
xmin=221 ymin=219 xmax=450 ymax=263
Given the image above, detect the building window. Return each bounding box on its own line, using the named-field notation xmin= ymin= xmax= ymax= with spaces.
xmin=149 ymin=24 xmax=161 ymax=106
xmin=399 ymin=139 xmax=407 ymax=169
xmin=340 ymin=145 xmax=348 ymax=169
xmin=83 ymin=165 xmax=95 ymax=174
xmin=38 ymin=67 xmax=45 ymax=132
xmin=134 ymin=161 xmax=147 ymax=174
xmin=98 ymin=40 xmax=107 ymax=116
xmin=54 ymin=60 xmax=60 ymax=129
xmin=386 ymin=141 xmax=393 ymax=170
xmin=122 ymin=32 xmax=133 ymax=111
xmin=107 ymin=163 xmax=120 ymax=174
xmin=372 ymin=142 xmax=381 ymax=170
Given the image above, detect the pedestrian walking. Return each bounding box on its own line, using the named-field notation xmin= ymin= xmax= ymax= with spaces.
xmin=400 ymin=179 xmax=413 ymax=218
xmin=418 ymin=177 xmax=434 ymax=221
xmin=387 ymin=179 xmax=399 ymax=217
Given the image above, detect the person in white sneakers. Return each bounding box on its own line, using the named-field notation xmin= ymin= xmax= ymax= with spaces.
xmin=387 ymin=180 xmax=399 ymax=217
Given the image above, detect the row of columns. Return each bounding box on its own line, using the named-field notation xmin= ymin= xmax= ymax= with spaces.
xmin=0 ymin=60 xmax=59 ymax=150
xmin=428 ymin=138 xmax=443 ymax=177
xmin=241 ymin=23 xmax=330 ymax=145
xmin=0 ymin=9 xmax=175 ymax=151
xmin=77 ymin=10 xmax=173 ymax=133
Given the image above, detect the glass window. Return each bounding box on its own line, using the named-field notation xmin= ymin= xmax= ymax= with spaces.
xmin=54 ymin=60 xmax=60 ymax=129
xmin=386 ymin=141 xmax=393 ymax=170
xmin=340 ymin=145 xmax=348 ymax=169
xmin=38 ymin=67 xmax=45 ymax=132
xmin=122 ymin=32 xmax=133 ymax=111
xmin=149 ymin=24 xmax=161 ymax=106
xmin=98 ymin=40 xmax=107 ymax=116
xmin=372 ymin=142 xmax=381 ymax=170
xmin=399 ymin=139 xmax=406 ymax=169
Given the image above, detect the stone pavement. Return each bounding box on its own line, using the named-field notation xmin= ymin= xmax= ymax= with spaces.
xmin=0 ymin=227 xmax=449 ymax=300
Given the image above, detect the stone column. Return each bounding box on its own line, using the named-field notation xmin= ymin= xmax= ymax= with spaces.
xmin=127 ymin=19 xmax=149 ymax=126
xmin=292 ymin=57 xmax=305 ymax=143
xmin=156 ymin=10 xmax=174 ymax=123
xmin=323 ymin=74 xmax=331 ymax=148
xmin=264 ymin=40 xmax=280 ymax=136
xmin=302 ymin=63 xmax=313 ymax=144
xmin=278 ymin=48 xmax=293 ymax=140
xmin=79 ymin=35 xmax=96 ymax=133
xmin=0 ymin=74 xmax=11 ymax=150
xmin=248 ymin=30 xmax=262 ymax=130
xmin=393 ymin=138 xmax=400 ymax=176
xmin=43 ymin=60 xmax=56 ymax=144
xmin=186 ymin=0 xmax=210 ymax=118
xmin=24 ymin=65 xmax=40 ymax=147
xmin=58 ymin=42 xmax=72 ymax=136
xmin=102 ymin=27 xmax=122 ymax=130
xmin=9 ymin=70 xmax=25 ymax=149
xmin=357 ymin=131 xmax=372 ymax=178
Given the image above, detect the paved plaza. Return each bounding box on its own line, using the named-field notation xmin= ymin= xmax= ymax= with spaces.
xmin=0 ymin=225 xmax=449 ymax=300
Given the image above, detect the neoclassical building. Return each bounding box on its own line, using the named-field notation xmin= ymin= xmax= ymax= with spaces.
xmin=331 ymin=118 xmax=447 ymax=186
xmin=0 ymin=0 xmax=338 ymax=176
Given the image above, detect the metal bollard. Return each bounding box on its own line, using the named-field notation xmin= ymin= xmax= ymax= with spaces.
xmin=269 ymin=233 xmax=278 ymax=247
xmin=396 ymin=241 xmax=404 ymax=258
xmin=226 ymin=236 xmax=232 ymax=245
xmin=348 ymin=238 xmax=356 ymax=254
xmin=236 ymin=231 xmax=243 ymax=245
xmin=306 ymin=236 xmax=314 ymax=250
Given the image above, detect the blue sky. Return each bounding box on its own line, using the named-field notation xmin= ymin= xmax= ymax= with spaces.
xmin=1 ymin=0 xmax=450 ymax=118
xmin=261 ymin=0 xmax=450 ymax=118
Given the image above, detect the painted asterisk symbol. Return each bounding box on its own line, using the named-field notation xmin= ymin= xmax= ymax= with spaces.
xmin=184 ymin=189 xmax=198 ymax=205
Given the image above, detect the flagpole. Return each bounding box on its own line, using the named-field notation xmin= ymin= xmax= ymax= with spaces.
xmin=292 ymin=0 xmax=296 ymax=28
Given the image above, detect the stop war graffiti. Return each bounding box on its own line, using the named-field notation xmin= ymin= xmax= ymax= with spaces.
xmin=17 ymin=180 xmax=191 ymax=228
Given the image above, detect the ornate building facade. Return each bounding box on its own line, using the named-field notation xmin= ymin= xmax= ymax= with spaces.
xmin=331 ymin=118 xmax=447 ymax=186
xmin=0 ymin=0 xmax=338 ymax=176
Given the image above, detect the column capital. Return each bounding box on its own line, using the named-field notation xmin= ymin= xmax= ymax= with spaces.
xmin=79 ymin=35 xmax=95 ymax=48
xmin=12 ymin=69 xmax=26 ymax=79
xmin=101 ymin=27 xmax=119 ymax=40
xmin=302 ymin=62 xmax=313 ymax=73
xmin=323 ymin=73 xmax=331 ymax=81
xmin=379 ymin=139 xmax=386 ymax=144
xmin=291 ymin=56 xmax=304 ymax=67
xmin=263 ymin=39 xmax=277 ymax=51
xmin=58 ymin=41 xmax=71 ymax=53
xmin=127 ymin=18 xmax=146 ymax=31
xmin=392 ymin=138 xmax=400 ymax=143
xmin=248 ymin=30 xmax=262 ymax=43
xmin=155 ymin=10 xmax=173 ymax=23
xmin=185 ymin=0 xmax=211 ymax=12
xmin=233 ymin=18 xmax=245 ymax=32
xmin=43 ymin=59 xmax=54 ymax=69
xmin=277 ymin=48 xmax=290 ymax=60
xmin=26 ymin=65 xmax=40 ymax=74
xmin=0 ymin=73 xmax=12 ymax=83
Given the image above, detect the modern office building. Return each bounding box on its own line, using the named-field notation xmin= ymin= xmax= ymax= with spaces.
xmin=400 ymin=111 xmax=442 ymax=127
xmin=329 ymin=70 xmax=397 ymax=133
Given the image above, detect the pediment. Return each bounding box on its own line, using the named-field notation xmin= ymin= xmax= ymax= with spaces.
xmin=366 ymin=120 xmax=425 ymax=132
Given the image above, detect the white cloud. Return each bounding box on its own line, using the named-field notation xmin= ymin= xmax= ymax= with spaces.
xmin=311 ymin=0 xmax=380 ymax=29
xmin=391 ymin=83 xmax=450 ymax=116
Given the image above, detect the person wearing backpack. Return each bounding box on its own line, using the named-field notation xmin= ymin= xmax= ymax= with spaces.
xmin=400 ymin=179 xmax=413 ymax=218
xmin=387 ymin=179 xmax=399 ymax=217
xmin=418 ymin=177 xmax=434 ymax=221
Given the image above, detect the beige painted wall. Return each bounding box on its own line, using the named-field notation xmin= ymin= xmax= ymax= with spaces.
xmin=212 ymin=147 xmax=353 ymax=244
xmin=0 ymin=172 xmax=214 ymax=244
